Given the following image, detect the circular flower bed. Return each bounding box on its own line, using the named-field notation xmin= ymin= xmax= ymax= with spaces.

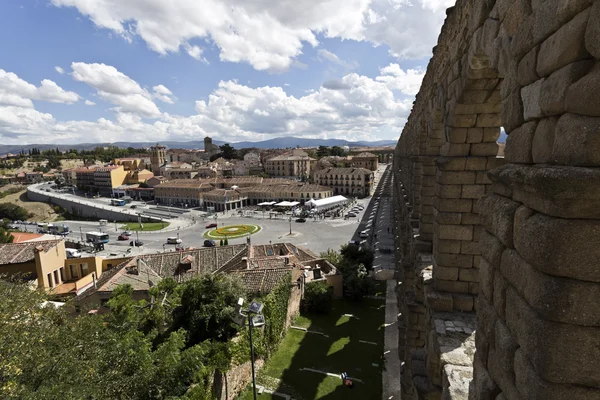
xmin=204 ymin=224 xmax=261 ymax=239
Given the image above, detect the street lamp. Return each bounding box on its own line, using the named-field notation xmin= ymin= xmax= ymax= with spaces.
xmin=288 ymin=216 xmax=292 ymax=235
xmin=233 ymin=298 xmax=265 ymax=400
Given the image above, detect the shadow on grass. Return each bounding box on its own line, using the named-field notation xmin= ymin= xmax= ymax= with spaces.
xmin=241 ymin=293 xmax=385 ymax=400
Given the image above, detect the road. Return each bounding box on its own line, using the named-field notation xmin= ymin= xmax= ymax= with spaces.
xmin=18 ymin=164 xmax=393 ymax=259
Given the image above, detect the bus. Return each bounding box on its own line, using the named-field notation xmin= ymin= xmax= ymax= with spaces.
xmin=86 ymin=231 xmax=110 ymax=244
xmin=110 ymin=199 xmax=126 ymax=206
xmin=48 ymin=224 xmax=70 ymax=236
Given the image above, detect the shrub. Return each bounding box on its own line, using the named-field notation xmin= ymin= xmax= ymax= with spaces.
xmin=0 ymin=203 xmax=29 ymax=221
xmin=301 ymin=281 xmax=333 ymax=314
xmin=342 ymin=264 xmax=376 ymax=301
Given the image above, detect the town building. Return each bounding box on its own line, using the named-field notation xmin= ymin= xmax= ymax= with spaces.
xmin=75 ymin=241 xmax=341 ymax=310
xmin=264 ymin=149 xmax=316 ymax=179
xmin=348 ymin=152 xmax=379 ymax=171
xmin=150 ymin=144 xmax=167 ymax=175
xmin=92 ymin=165 xmax=128 ymax=195
xmin=25 ymin=171 xmax=44 ymax=183
xmin=313 ymin=167 xmax=374 ymax=198
xmin=154 ymin=177 xmax=332 ymax=210
xmin=154 ymin=179 xmax=214 ymax=207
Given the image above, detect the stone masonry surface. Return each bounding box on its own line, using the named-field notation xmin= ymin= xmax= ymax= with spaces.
xmin=393 ymin=1 xmax=600 ymax=399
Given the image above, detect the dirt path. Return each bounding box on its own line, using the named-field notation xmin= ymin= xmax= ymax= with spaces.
xmin=0 ymin=186 xmax=60 ymax=222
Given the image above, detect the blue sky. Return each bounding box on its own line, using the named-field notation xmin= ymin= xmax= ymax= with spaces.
xmin=0 ymin=0 xmax=454 ymax=145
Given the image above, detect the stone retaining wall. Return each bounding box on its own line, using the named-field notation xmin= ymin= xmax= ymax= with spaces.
xmin=393 ymin=0 xmax=600 ymax=399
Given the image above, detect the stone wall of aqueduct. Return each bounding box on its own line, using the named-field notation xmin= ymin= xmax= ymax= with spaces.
xmin=393 ymin=0 xmax=600 ymax=399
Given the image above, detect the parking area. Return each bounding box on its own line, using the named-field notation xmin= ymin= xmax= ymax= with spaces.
xmin=18 ymin=165 xmax=392 ymax=259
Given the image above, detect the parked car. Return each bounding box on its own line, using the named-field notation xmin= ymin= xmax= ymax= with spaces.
xmin=295 ymin=218 xmax=306 ymax=223
xmin=129 ymin=240 xmax=144 ymax=247
xmin=167 ymin=237 xmax=182 ymax=244
xmin=118 ymin=233 xmax=130 ymax=241
xmin=65 ymin=248 xmax=81 ymax=259
xmin=122 ymin=230 xmax=133 ymax=236
xmin=203 ymin=239 xmax=216 ymax=247
xmin=360 ymin=230 xmax=369 ymax=238
xmin=130 ymin=205 xmax=137 ymax=209
xmin=205 ymin=223 xmax=218 ymax=228
xmin=347 ymin=212 xmax=357 ymax=217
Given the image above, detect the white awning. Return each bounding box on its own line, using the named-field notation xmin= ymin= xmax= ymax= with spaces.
xmin=275 ymin=201 xmax=300 ymax=207
xmin=305 ymin=195 xmax=348 ymax=210
xmin=257 ymin=201 xmax=277 ymax=206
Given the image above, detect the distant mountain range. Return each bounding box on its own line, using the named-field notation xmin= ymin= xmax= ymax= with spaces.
xmin=0 ymin=136 xmax=397 ymax=155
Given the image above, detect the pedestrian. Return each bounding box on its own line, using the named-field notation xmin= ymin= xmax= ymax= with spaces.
xmin=387 ymin=227 xmax=390 ymax=233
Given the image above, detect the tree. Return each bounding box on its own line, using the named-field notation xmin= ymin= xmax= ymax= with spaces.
xmin=343 ymin=263 xmax=375 ymax=301
xmin=316 ymin=146 xmax=330 ymax=158
xmin=301 ymin=281 xmax=333 ymax=313
xmin=330 ymin=146 xmax=346 ymax=157
xmin=210 ymin=152 xmax=224 ymax=162
xmin=0 ymin=203 xmax=29 ymax=221
xmin=174 ymin=273 xmax=245 ymax=346
xmin=219 ymin=143 xmax=238 ymax=160
xmin=0 ymin=227 xmax=14 ymax=243
xmin=320 ymin=248 xmax=343 ymax=267
xmin=340 ymin=244 xmax=374 ymax=270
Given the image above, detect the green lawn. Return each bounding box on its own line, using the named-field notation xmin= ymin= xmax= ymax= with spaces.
xmin=119 ymin=221 xmax=170 ymax=231
xmin=239 ymin=284 xmax=386 ymax=400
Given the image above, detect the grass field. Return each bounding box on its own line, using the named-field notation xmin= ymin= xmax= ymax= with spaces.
xmin=239 ymin=282 xmax=386 ymax=400
xmin=119 ymin=221 xmax=170 ymax=231
xmin=204 ymin=224 xmax=261 ymax=239
xmin=0 ymin=185 xmax=59 ymax=222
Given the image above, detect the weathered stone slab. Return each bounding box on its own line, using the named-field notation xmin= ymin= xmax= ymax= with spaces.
xmin=539 ymin=60 xmax=593 ymax=116
xmin=514 ymin=349 xmax=600 ymax=400
xmin=521 ymin=78 xmax=545 ymax=120
xmin=532 ymin=117 xmax=557 ymax=163
xmin=442 ymin=365 xmax=473 ymax=400
xmin=565 ymin=62 xmax=600 ymax=117
xmin=478 ymin=194 xmax=520 ymax=248
xmin=585 ymin=0 xmax=600 ymax=58
xmin=552 ymin=113 xmax=600 ymax=166
xmin=505 ymin=288 xmax=600 ymax=387
xmin=536 ymin=8 xmax=591 ymax=77
xmin=514 ymin=209 xmax=600 ymax=283
xmin=505 ymin=121 xmax=537 ymax=163
xmin=500 ymin=248 xmax=600 ymax=325
xmin=489 ymin=164 xmax=600 ymax=219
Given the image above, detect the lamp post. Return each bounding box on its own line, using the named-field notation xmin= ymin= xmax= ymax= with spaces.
xmin=233 ymin=299 xmax=264 ymax=400
xmin=288 ymin=216 xmax=292 ymax=235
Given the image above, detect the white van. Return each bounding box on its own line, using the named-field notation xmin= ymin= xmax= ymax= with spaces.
xmin=65 ymin=248 xmax=81 ymax=259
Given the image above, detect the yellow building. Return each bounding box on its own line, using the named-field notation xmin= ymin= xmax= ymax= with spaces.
xmin=264 ymin=149 xmax=315 ymax=179
xmin=348 ymin=152 xmax=379 ymax=171
xmin=154 ymin=179 xmax=214 ymax=207
xmin=93 ymin=165 xmax=127 ymax=194
xmin=125 ymin=169 xmax=154 ymax=184
xmin=113 ymin=157 xmax=143 ymax=171
xmin=314 ymin=167 xmax=374 ymax=198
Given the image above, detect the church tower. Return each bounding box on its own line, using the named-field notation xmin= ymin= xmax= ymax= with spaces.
xmin=150 ymin=144 xmax=166 ymax=175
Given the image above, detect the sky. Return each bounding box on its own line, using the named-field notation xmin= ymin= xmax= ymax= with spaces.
xmin=0 ymin=0 xmax=455 ymax=145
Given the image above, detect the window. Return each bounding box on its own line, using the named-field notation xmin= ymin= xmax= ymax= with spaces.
xmin=81 ymin=263 xmax=89 ymax=276
xmin=69 ymin=264 xmax=77 ymax=278
xmin=47 ymin=273 xmax=53 ymax=288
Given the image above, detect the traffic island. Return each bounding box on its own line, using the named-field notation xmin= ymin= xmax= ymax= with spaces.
xmin=203 ymin=224 xmax=261 ymax=239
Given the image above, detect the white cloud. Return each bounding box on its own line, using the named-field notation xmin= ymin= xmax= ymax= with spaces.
xmin=318 ymin=49 xmax=359 ymax=69
xmin=71 ymin=62 xmax=161 ymax=117
xmin=0 ymin=69 xmax=79 ymax=108
xmin=152 ymin=84 xmax=176 ymax=104
xmin=85 ymin=99 xmax=96 ymax=106
xmin=55 ymin=66 xmax=65 ymax=74
xmin=51 ymin=0 xmax=455 ymax=72
xmin=0 ymin=67 xmax=413 ymax=144
xmin=376 ymin=64 xmax=425 ymax=96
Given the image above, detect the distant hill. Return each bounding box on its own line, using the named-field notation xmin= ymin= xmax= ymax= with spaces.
xmin=0 ymin=137 xmax=397 ymax=155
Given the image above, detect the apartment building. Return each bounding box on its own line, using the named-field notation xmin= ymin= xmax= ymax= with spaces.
xmin=314 ymin=167 xmax=374 ymax=198
xmin=348 ymin=152 xmax=379 ymax=171
xmin=264 ymin=149 xmax=315 ymax=179
xmin=92 ymin=165 xmax=127 ymax=194
xmin=154 ymin=179 xmax=214 ymax=207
